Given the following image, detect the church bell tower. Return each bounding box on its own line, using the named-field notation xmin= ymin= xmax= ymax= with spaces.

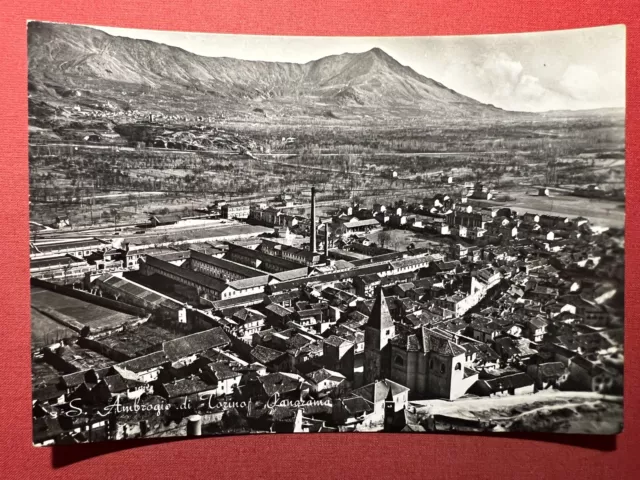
xmin=363 ymin=287 xmax=395 ymax=384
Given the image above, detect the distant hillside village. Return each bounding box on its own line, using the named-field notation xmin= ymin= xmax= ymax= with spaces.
xmin=31 ymin=184 xmax=624 ymax=443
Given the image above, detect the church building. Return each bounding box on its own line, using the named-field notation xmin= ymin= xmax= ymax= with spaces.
xmin=388 ymin=326 xmax=479 ymax=400
xmin=363 ymin=287 xmax=478 ymax=400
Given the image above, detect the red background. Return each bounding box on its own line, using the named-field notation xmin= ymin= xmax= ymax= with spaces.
xmin=0 ymin=1 xmax=638 ymax=478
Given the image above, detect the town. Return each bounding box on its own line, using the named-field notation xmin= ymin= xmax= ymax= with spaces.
xmin=31 ymin=177 xmax=624 ymax=443
xmin=28 ymin=21 xmax=625 ymax=444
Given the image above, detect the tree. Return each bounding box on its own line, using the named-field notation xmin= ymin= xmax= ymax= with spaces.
xmin=62 ymin=260 xmax=72 ymax=283
xmin=128 ymin=194 xmax=138 ymax=213
xmin=110 ymin=208 xmax=121 ymax=229
xmin=377 ymin=230 xmax=391 ymax=248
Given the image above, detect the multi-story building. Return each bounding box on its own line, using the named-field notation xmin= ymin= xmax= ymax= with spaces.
xmin=221 ymin=203 xmax=250 ymax=219
xmin=446 ymin=210 xmax=487 ymax=229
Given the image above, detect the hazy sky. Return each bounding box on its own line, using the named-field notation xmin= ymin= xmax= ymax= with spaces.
xmin=92 ymin=24 xmax=625 ymax=112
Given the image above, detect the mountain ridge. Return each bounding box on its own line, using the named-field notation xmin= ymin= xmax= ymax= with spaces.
xmin=28 ymin=21 xmax=499 ymax=115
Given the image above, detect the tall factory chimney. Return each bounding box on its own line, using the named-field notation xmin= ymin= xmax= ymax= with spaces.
xmin=324 ymin=224 xmax=329 ymax=257
xmin=310 ymin=186 xmax=316 ymax=253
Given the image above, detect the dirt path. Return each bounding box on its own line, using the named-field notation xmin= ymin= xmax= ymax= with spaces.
xmin=410 ymin=390 xmax=621 ymax=416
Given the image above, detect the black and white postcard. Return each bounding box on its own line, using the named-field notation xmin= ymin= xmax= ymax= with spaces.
xmin=29 ymin=21 xmax=625 ymax=444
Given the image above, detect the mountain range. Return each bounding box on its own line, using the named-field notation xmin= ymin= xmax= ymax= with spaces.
xmin=28 ymin=21 xmax=501 ymax=116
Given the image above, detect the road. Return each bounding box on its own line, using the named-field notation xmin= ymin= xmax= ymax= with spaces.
xmin=30 ymin=142 xmax=202 ymax=155
xmin=410 ymin=390 xmax=622 ymax=415
xmin=33 ymin=218 xmax=273 ymax=245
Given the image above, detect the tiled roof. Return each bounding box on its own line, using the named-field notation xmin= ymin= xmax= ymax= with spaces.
xmin=342 ymin=396 xmax=373 ymax=415
xmin=258 ymin=372 xmax=305 ymax=396
xmin=268 ymin=291 xmax=299 ymax=303
xmin=31 ymin=254 xmax=87 ymax=269
xmin=93 ymin=273 xmax=184 ymax=310
xmin=232 ymin=307 xmax=266 ymax=323
xmin=162 ymin=377 xmax=212 ymax=399
xmin=268 ymin=263 xmax=392 ymax=293
xmin=366 ymin=288 xmax=394 ymax=331
xmin=228 ymin=275 xmax=271 ymax=290
xmin=264 ymin=303 xmax=294 ymax=317
xmin=208 ymin=292 xmax=266 ymax=311
xmin=144 ymin=256 xmax=228 ymax=293
xmin=350 ymin=251 xmax=407 ymax=267
xmin=352 ymin=379 xmax=409 ymax=405
xmin=227 ymin=244 xmax=301 ymax=271
xmin=390 ymin=329 xmax=422 ymax=352
xmin=190 ymin=249 xmax=265 ymax=278
xmin=250 ymin=345 xmax=286 ymax=365
xmin=207 ymin=361 xmax=242 ymax=381
xmin=395 ymin=282 xmax=415 ymax=292
xmin=104 ymin=373 xmax=142 ymax=393
xmin=342 ymin=218 xmax=381 ymax=228
xmin=390 ymin=256 xmax=430 ymax=270
xmin=422 ymin=327 xmax=466 ymax=356
xmin=33 ymin=384 xmax=66 ymax=403
xmin=536 ymin=362 xmax=567 ymax=380
xmin=482 ymin=373 xmax=535 ymax=392
xmin=270 ymin=268 xmax=310 ymax=282
xmin=357 ymin=273 xmax=382 ymax=285
xmin=305 ymin=368 xmax=345 ymax=384
xmin=324 ymin=335 xmax=354 ymax=348
xmin=60 ymin=370 xmax=91 ymax=389
xmin=286 ymin=333 xmax=314 ymax=350
xmin=527 ymin=316 xmax=548 ymax=329
xmin=32 ymin=238 xmax=107 ymax=253
xmin=116 ymin=351 xmax=168 ymax=372
xmin=162 ymin=327 xmax=230 ymax=361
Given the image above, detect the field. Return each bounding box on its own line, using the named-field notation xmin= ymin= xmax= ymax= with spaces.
xmin=474 ymin=187 xmax=625 ymax=228
xmin=31 ymin=306 xmax=76 ymax=348
xmin=32 ymin=218 xmax=274 ymax=251
xmin=124 ymin=222 xmax=273 ymax=245
xmin=29 ymin=107 xmax=625 ymax=233
xmin=31 ymin=287 xmax=139 ymax=344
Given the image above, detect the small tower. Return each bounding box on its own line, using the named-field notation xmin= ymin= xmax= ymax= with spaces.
xmin=384 ymin=384 xmax=406 ymax=432
xmin=384 ymin=385 xmax=396 ymax=431
xmin=364 ymin=288 xmax=395 ymax=384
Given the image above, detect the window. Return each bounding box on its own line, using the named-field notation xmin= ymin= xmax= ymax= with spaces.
xmin=394 ymin=356 xmax=404 ymax=367
xmin=429 ymin=359 xmax=434 ymax=370
xmin=440 ymin=364 xmax=446 ymax=374
xmin=455 ymin=362 xmax=462 ymax=371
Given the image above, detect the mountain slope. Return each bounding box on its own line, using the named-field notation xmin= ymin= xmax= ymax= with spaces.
xmin=28 ymin=21 xmax=492 ymax=114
